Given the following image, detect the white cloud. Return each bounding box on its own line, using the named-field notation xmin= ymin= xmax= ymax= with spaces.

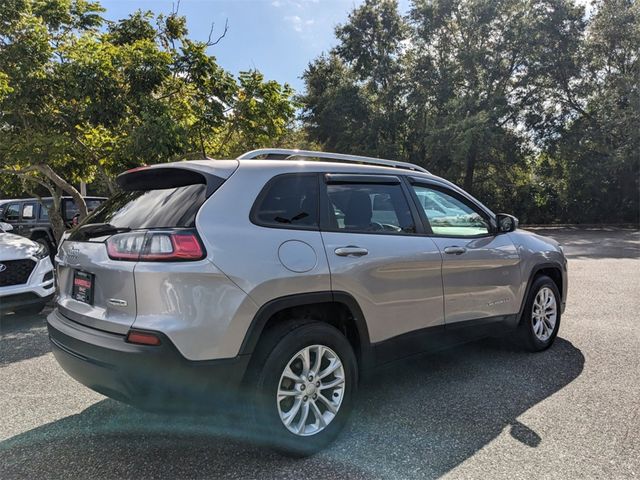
xmin=272 ymin=0 xmax=319 ymax=9
xmin=284 ymin=15 xmax=315 ymax=32
xmin=284 ymin=15 xmax=304 ymax=32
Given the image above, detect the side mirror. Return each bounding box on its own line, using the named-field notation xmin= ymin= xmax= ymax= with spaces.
xmin=0 ymin=221 xmax=13 ymax=232
xmin=495 ymin=213 xmax=518 ymax=233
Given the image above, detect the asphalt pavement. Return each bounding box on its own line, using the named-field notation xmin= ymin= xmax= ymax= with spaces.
xmin=1 ymin=227 xmax=638 ymax=479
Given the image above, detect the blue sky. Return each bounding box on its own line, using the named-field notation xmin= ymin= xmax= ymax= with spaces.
xmin=101 ymin=0 xmax=410 ymax=94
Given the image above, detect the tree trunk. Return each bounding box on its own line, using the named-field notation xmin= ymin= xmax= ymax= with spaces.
xmin=34 ymin=164 xmax=88 ymax=220
xmin=48 ymin=190 xmax=66 ymax=244
xmin=463 ymin=142 xmax=477 ymax=194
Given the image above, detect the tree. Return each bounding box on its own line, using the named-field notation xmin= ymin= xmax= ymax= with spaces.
xmin=0 ymin=1 xmax=297 ymax=240
xmin=301 ymin=0 xmax=408 ymax=160
xmin=300 ymin=0 xmax=637 ymax=223
xmin=535 ymin=0 xmax=639 ymax=222
xmin=0 ymin=0 xmax=105 ymax=240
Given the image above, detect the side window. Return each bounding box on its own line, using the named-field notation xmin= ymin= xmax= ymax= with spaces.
xmin=22 ymin=203 xmax=35 ymax=220
xmin=325 ymin=183 xmax=415 ymax=234
xmin=252 ymin=174 xmax=319 ymax=228
xmin=85 ymin=199 xmax=103 ymax=213
xmin=4 ymin=203 xmax=20 ymax=222
xmin=63 ymin=199 xmax=78 ymax=222
xmin=412 ymin=185 xmax=490 ymax=237
xmin=39 ymin=200 xmax=52 ymax=220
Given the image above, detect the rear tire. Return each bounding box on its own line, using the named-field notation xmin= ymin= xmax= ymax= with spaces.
xmin=517 ymin=275 xmax=561 ymax=352
xmin=248 ymin=320 xmax=358 ymax=456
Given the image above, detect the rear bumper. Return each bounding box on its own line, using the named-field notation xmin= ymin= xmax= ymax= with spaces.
xmin=47 ymin=308 xmax=251 ymax=413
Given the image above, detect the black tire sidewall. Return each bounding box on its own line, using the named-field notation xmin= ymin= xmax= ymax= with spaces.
xmin=254 ymin=322 xmax=358 ymax=456
xmin=520 ymin=275 xmax=561 ymax=351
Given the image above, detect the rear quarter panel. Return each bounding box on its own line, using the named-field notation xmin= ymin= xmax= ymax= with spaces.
xmin=191 ymin=164 xmax=332 ymax=359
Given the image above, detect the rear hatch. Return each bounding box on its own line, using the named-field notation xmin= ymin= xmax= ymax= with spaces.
xmin=56 ymin=160 xmax=237 ymax=334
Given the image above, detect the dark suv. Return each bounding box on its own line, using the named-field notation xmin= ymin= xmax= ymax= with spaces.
xmin=0 ymin=196 xmax=106 ymax=254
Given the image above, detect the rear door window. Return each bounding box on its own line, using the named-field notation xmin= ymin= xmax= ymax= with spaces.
xmin=324 ymin=182 xmax=416 ymax=234
xmin=22 ymin=203 xmax=35 ymax=220
xmin=251 ymin=174 xmax=319 ymax=229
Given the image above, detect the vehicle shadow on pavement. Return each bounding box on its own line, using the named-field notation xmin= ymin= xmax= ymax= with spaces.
xmin=0 ymin=337 xmax=583 ymax=479
xmin=0 ymin=311 xmax=50 ymax=366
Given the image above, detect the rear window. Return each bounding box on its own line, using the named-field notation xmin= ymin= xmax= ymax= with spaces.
xmin=84 ymin=184 xmax=207 ymax=229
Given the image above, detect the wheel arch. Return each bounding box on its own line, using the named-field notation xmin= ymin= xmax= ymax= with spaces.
xmin=518 ymin=262 xmax=565 ymax=319
xmin=29 ymin=227 xmax=55 ymax=245
xmin=239 ymin=291 xmax=374 ymax=374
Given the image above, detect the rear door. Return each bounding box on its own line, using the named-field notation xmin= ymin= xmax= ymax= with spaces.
xmin=56 ymin=163 xmax=235 ymax=334
xmin=319 ymin=174 xmax=444 ymax=346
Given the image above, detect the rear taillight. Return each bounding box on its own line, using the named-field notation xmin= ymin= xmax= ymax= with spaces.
xmin=106 ymin=229 xmax=205 ymax=262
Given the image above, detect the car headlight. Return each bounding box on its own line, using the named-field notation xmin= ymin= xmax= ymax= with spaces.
xmin=34 ymin=244 xmax=49 ymax=260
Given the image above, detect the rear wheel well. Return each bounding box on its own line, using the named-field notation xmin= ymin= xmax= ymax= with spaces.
xmin=257 ymin=301 xmax=365 ymax=371
xmin=535 ymin=267 xmax=563 ymax=298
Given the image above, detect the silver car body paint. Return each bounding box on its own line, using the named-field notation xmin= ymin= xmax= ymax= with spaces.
xmin=53 ymin=158 xmax=568 ymax=361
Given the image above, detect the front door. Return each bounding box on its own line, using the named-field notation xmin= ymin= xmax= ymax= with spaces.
xmin=409 ymin=182 xmax=521 ymax=324
xmin=319 ymin=174 xmax=444 ymax=345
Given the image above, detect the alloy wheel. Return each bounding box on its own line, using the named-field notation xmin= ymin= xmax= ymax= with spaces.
xmin=532 ymin=286 xmax=557 ymax=342
xmin=276 ymin=345 xmax=346 ymax=436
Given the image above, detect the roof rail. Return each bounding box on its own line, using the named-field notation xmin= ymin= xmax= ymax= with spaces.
xmin=237 ymin=148 xmax=429 ymax=174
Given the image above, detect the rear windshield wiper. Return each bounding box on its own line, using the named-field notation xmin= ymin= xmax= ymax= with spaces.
xmin=70 ymin=223 xmax=131 ymax=241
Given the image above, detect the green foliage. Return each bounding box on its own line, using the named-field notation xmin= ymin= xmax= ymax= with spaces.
xmin=301 ymin=0 xmax=639 ymax=224
xmin=0 ymin=0 xmax=297 ymax=200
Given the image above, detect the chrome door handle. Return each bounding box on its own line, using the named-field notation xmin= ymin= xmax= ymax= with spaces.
xmin=335 ymin=246 xmax=369 ymax=257
xmin=444 ymin=246 xmax=467 ymax=255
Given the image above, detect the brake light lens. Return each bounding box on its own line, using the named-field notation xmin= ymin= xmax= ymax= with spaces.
xmin=106 ymin=229 xmax=205 ymax=261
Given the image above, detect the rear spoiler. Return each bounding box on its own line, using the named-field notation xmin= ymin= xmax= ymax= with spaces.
xmin=116 ymin=160 xmax=238 ymax=197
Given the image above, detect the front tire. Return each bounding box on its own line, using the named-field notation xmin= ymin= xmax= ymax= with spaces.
xmin=250 ymin=321 xmax=358 ymax=456
xmin=517 ymin=275 xmax=561 ymax=352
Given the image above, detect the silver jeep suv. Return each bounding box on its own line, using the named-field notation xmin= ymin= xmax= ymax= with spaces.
xmin=47 ymin=149 xmax=567 ymax=454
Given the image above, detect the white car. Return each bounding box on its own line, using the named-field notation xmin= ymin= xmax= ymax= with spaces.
xmin=0 ymin=221 xmax=55 ymax=316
